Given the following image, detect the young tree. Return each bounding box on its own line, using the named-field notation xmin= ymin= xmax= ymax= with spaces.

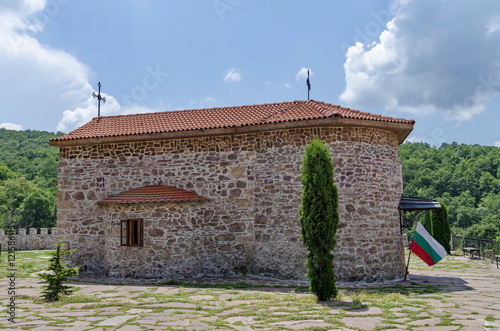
xmin=299 ymin=139 xmax=339 ymax=301
xmin=38 ymin=240 xmax=79 ymax=301
xmin=431 ymin=202 xmax=451 ymax=254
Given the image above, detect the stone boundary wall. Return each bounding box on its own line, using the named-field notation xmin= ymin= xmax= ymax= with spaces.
xmin=0 ymin=228 xmax=59 ymax=251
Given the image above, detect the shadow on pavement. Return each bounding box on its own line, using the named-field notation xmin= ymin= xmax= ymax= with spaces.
xmin=68 ymin=271 xmax=474 ymax=296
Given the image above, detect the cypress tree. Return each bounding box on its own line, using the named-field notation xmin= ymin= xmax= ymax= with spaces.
xmin=431 ymin=202 xmax=451 ymax=254
xmin=299 ymin=139 xmax=339 ymax=301
xmin=420 ymin=211 xmax=432 ymax=234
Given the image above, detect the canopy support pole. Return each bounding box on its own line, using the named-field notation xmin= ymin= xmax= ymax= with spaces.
xmin=404 ymin=247 xmax=412 ymax=281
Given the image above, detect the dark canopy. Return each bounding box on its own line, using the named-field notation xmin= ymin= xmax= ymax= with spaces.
xmin=398 ymin=196 xmax=441 ymax=211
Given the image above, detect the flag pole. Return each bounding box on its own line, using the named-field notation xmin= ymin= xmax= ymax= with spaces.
xmin=404 ymin=246 xmax=412 ymax=281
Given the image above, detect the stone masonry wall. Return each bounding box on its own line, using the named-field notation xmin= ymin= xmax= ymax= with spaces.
xmin=101 ymin=203 xmax=252 ymax=279
xmin=0 ymin=228 xmax=58 ymax=251
xmin=56 ymin=126 xmax=405 ymax=282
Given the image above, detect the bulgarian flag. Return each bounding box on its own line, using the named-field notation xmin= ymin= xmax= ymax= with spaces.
xmin=409 ymin=222 xmax=447 ymax=266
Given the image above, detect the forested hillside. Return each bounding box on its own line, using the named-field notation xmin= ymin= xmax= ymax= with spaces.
xmin=0 ymin=129 xmax=63 ymax=229
xmin=0 ymin=129 xmax=499 ymax=241
xmin=400 ymin=142 xmax=500 ymax=240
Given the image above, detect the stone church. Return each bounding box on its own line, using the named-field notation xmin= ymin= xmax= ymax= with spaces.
xmin=50 ymin=100 xmax=414 ymax=282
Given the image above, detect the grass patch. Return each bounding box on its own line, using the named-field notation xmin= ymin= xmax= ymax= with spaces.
xmin=0 ymin=250 xmax=52 ymax=278
xmin=35 ymin=294 xmax=104 ymax=306
xmin=348 ymin=298 xmax=367 ymax=310
xmin=60 ymin=295 xmax=102 ymax=304
xmin=344 ymin=290 xmax=419 ymax=310
xmin=158 ymin=280 xmax=254 ymax=289
xmin=206 ymin=318 xmax=232 ymax=328
xmin=436 ymin=315 xmax=456 ymax=326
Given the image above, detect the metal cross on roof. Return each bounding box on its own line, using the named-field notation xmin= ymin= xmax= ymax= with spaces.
xmin=306 ymin=70 xmax=311 ymax=100
xmin=92 ymin=82 xmax=106 ymax=117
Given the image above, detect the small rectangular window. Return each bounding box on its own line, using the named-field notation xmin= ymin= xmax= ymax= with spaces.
xmin=121 ymin=219 xmax=143 ymax=247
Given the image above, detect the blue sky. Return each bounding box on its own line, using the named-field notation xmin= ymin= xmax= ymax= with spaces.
xmin=0 ymin=0 xmax=499 ymax=147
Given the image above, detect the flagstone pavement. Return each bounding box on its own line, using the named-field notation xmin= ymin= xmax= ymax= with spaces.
xmin=1 ymin=253 xmax=499 ymax=330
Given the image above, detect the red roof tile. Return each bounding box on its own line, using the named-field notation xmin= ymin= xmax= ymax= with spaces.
xmin=99 ymin=185 xmax=209 ymax=204
xmin=51 ymin=100 xmax=414 ymax=142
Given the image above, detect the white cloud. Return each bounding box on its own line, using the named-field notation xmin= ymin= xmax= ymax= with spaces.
xmin=57 ymin=92 xmax=117 ymax=132
xmin=340 ymin=0 xmax=500 ymax=122
xmin=56 ymin=92 xmax=164 ymax=132
xmin=0 ymin=0 xmax=93 ymax=132
xmin=295 ymin=68 xmax=313 ymax=81
xmin=0 ymin=0 xmax=160 ymax=133
xmin=494 ymin=141 xmax=500 ymax=148
xmin=0 ymin=123 xmax=23 ymax=131
xmin=285 ymin=83 xmax=291 ymax=89
xmin=404 ymin=135 xmax=430 ymax=144
xmin=223 ymin=68 xmax=241 ymax=82
xmin=486 ymin=16 xmax=500 ymax=35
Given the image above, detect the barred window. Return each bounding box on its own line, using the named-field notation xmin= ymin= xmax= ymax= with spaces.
xmin=121 ymin=219 xmax=143 ymax=247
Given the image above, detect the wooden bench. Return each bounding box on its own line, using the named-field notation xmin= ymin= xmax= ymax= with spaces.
xmin=463 ymin=247 xmax=480 ymax=259
xmin=495 ymin=255 xmax=500 ymax=269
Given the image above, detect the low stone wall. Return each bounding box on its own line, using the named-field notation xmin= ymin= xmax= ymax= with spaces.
xmin=0 ymin=228 xmax=58 ymax=251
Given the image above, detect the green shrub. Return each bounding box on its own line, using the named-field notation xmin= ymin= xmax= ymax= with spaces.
xmin=431 ymin=202 xmax=451 ymax=254
xmin=299 ymin=139 xmax=339 ymax=301
xmin=38 ymin=240 xmax=79 ymax=301
xmin=420 ymin=211 xmax=432 ymax=234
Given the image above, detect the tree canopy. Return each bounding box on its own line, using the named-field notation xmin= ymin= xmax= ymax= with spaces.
xmin=0 ymin=129 xmax=62 ymax=229
xmin=400 ymin=142 xmax=500 ymax=240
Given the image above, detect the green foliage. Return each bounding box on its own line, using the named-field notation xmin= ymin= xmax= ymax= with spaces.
xmin=460 ymin=223 xmax=500 ymax=240
xmin=38 ymin=240 xmax=79 ymax=301
xmin=400 ymin=142 xmax=500 ymax=240
xmin=0 ymin=177 xmax=35 ymax=228
xmin=0 ymin=129 xmax=62 ymax=183
xmin=420 ymin=211 xmax=432 ymax=234
xmin=19 ymin=189 xmax=56 ymax=229
xmin=0 ymin=161 xmax=15 ymax=181
xmin=0 ymin=129 xmax=62 ymax=229
xmin=430 ymin=202 xmax=451 ymax=254
xmin=0 ymin=177 xmax=56 ymax=229
xmin=299 ymin=139 xmax=338 ymax=301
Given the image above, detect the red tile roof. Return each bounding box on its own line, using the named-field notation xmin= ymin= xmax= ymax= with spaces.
xmin=99 ymin=185 xmax=209 ymax=204
xmin=51 ymin=100 xmax=414 ymax=142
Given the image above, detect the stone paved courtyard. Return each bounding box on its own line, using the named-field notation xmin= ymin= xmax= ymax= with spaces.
xmin=1 ymin=251 xmax=499 ymax=330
